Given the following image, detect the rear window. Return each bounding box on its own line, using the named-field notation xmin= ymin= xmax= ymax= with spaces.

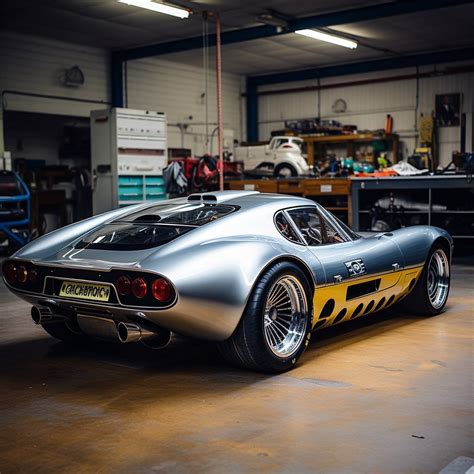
xmin=119 ymin=203 xmax=237 ymax=225
xmin=76 ymin=203 xmax=238 ymax=250
xmin=75 ymin=223 xmax=193 ymax=250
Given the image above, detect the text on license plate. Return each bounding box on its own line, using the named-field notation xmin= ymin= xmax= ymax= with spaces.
xmin=59 ymin=281 xmax=111 ymax=302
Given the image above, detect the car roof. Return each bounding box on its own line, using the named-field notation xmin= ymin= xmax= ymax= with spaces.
xmin=186 ymin=191 xmax=313 ymax=210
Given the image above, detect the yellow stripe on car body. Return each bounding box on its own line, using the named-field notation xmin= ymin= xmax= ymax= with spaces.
xmin=312 ymin=266 xmax=423 ymax=329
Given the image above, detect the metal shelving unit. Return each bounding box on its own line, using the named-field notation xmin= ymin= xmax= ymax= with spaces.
xmin=350 ymin=175 xmax=474 ymax=240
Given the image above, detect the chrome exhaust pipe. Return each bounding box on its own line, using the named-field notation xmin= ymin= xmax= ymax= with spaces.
xmin=31 ymin=305 xmax=63 ymax=325
xmin=117 ymin=322 xmax=172 ymax=349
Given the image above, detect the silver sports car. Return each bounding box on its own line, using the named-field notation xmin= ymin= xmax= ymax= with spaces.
xmin=2 ymin=191 xmax=452 ymax=373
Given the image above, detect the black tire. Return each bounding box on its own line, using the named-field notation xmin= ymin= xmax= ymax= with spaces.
xmin=274 ymin=163 xmax=297 ymax=178
xmin=218 ymin=262 xmax=313 ymax=373
xmin=399 ymin=243 xmax=451 ymax=316
xmin=41 ymin=321 xmax=86 ymax=343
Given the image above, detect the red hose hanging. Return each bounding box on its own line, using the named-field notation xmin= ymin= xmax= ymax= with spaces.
xmin=215 ymin=12 xmax=224 ymax=191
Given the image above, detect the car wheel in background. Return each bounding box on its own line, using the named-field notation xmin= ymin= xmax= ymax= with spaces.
xmin=399 ymin=243 xmax=451 ymax=316
xmin=218 ymin=261 xmax=313 ymax=373
xmin=274 ymin=163 xmax=297 ymax=178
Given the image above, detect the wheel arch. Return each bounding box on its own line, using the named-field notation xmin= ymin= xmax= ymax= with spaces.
xmin=432 ymin=236 xmax=452 ymax=262
xmin=254 ymin=255 xmax=316 ymax=296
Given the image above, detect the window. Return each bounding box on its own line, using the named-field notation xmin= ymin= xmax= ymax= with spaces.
xmin=288 ymin=208 xmax=323 ymax=246
xmin=119 ymin=203 xmax=237 ymax=226
xmin=287 ymin=207 xmax=347 ymax=246
xmin=75 ymin=203 xmax=238 ymax=250
xmin=274 ymin=212 xmax=302 ymax=244
xmin=75 ymin=223 xmax=193 ymax=250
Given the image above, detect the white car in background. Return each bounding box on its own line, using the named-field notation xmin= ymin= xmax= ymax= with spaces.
xmin=235 ymin=136 xmax=310 ymax=177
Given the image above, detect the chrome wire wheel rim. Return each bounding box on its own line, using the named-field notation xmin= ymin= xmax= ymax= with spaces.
xmin=263 ymin=275 xmax=308 ymax=358
xmin=427 ymin=249 xmax=450 ymax=309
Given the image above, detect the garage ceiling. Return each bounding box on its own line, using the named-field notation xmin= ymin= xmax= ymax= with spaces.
xmin=1 ymin=0 xmax=474 ymax=75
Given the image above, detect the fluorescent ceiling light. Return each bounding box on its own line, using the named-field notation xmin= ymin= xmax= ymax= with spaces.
xmin=118 ymin=0 xmax=190 ymax=19
xmin=295 ymin=29 xmax=357 ymax=49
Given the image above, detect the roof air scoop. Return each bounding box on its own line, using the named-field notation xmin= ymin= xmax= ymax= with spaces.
xmin=133 ymin=215 xmax=162 ymax=223
xmin=187 ymin=191 xmax=259 ymax=203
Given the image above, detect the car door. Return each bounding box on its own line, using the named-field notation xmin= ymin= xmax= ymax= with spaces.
xmin=286 ymin=206 xmax=405 ymax=286
xmin=286 ymin=205 xmax=407 ymax=327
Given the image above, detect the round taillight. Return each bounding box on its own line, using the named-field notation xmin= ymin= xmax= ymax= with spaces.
xmin=28 ymin=269 xmax=38 ymax=284
xmin=152 ymin=278 xmax=173 ymax=302
xmin=4 ymin=263 xmax=17 ymax=284
xmin=17 ymin=265 xmax=28 ymax=283
xmin=131 ymin=277 xmax=147 ymax=299
xmin=116 ymin=276 xmax=131 ymax=296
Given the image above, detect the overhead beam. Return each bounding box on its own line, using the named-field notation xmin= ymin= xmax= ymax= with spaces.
xmin=248 ymin=47 xmax=474 ymax=86
xmin=111 ymin=52 xmax=125 ymax=107
xmin=120 ymin=0 xmax=473 ymax=61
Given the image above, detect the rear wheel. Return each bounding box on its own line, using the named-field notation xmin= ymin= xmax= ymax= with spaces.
xmin=400 ymin=244 xmax=450 ymax=315
xmin=218 ymin=262 xmax=313 ymax=373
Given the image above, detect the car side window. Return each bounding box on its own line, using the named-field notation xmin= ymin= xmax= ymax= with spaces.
xmin=287 ymin=208 xmax=323 ymax=246
xmin=323 ymin=217 xmax=346 ymax=244
xmin=288 ymin=207 xmax=346 ymax=246
xmin=274 ymin=211 xmax=303 ymax=244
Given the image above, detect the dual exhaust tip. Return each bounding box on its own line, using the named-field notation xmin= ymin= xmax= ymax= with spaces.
xmin=117 ymin=322 xmax=172 ymax=350
xmin=31 ymin=305 xmax=171 ymax=349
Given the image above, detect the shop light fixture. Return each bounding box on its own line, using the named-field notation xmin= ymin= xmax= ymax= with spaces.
xmin=118 ymin=0 xmax=190 ymax=19
xmin=295 ymin=29 xmax=357 ymax=49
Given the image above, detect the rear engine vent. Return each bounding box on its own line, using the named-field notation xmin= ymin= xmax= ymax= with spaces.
xmin=375 ymin=297 xmax=386 ymax=311
xmin=364 ymin=300 xmax=375 ymax=314
xmin=351 ymin=303 xmax=364 ymax=319
xmin=314 ymin=319 xmax=327 ymax=329
xmin=319 ymin=299 xmax=335 ymax=319
xmin=386 ymin=295 xmax=395 ymax=307
xmin=333 ymin=308 xmax=347 ymax=324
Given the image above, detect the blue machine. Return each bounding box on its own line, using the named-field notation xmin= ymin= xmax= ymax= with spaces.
xmin=0 ymin=171 xmax=31 ymax=249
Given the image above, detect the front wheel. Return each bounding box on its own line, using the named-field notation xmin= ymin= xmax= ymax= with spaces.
xmin=218 ymin=262 xmax=313 ymax=373
xmin=400 ymin=244 xmax=450 ymax=316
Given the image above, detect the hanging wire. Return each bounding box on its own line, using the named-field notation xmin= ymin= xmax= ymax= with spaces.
xmin=202 ymin=12 xmax=210 ymax=153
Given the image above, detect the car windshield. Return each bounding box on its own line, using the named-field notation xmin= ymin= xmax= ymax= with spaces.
xmin=75 ymin=203 xmax=238 ymax=250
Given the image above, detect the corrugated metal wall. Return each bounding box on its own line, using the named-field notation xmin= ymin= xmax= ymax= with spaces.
xmin=258 ymin=64 xmax=473 ymax=166
xmin=127 ymin=57 xmax=244 ymax=156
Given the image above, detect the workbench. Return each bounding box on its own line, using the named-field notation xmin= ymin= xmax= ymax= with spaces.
xmin=226 ymin=177 xmax=352 ymax=224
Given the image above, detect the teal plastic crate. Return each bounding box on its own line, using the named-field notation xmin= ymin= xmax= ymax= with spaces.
xmin=118 ymin=176 xmax=143 ymax=186
xmin=145 ymin=176 xmax=165 ymax=185
xmin=118 ymin=175 xmax=166 ymax=204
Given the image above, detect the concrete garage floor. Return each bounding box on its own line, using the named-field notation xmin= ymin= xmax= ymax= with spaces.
xmin=0 ymin=262 xmax=472 ymax=473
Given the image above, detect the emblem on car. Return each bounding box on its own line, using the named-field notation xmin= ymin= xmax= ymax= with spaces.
xmin=345 ymin=259 xmax=366 ymax=277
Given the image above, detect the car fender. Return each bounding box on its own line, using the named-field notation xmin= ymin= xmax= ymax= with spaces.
xmin=390 ymin=226 xmax=453 ymax=266
xmin=140 ymin=237 xmax=320 ymax=341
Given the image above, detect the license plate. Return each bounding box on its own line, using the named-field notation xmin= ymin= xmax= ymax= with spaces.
xmin=59 ymin=280 xmax=111 ymax=302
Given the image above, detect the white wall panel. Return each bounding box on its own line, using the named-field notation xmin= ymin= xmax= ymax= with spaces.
xmin=127 ymin=57 xmax=244 ymax=156
xmin=0 ymin=31 xmax=110 ymax=117
xmin=258 ymin=63 xmax=474 ymax=166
